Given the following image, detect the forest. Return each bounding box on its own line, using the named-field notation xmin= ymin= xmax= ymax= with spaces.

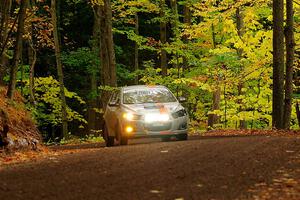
xmin=0 ymin=0 xmax=299 ymax=142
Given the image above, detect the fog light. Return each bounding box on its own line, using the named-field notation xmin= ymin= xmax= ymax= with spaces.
xmin=125 ymin=126 xmax=133 ymax=133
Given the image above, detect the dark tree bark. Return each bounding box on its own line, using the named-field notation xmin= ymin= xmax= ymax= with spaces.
xmin=51 ymin=0 xmax=68 ymax=139
xmin=0 ymin=0 xmax=12 ymax=85
xmin=283 ymin=0 xmax=295 ymax=129
xmin=296 ymin=102 xmax=300 ymax=128
xmin=207 ymin=23 xmax=220 ymax=129
xmin=0 ymin=108 xmax=9 ymax=147
xmin=272 ymin=0 xmax=285 ymax=129
xmin=170 ymin=0 xmax=179 ymax=37
xmin=170 ymin=0 xmax=180 ymax=71
xmin=87 ymin=74 xmax=98 ymax=135
xmin=7 ymin=0 xmax=28 ymax=99
xmin=88 ymin=3 xmax=102 ymax=135
xmin=28 ymin=41 xmax=36 ymax=105
xmin=236 ymin=7 xmax=247 ymax=129
xmin=27 ymin=0 xmax=36 ymax=105
xmin=183 ymin=2 xmax=191 ymax=26
xmin=208 ymin=84 xmax=221 ymax=129
xmin=182 ymin=2 xmax=191 ymax=71
xmin=160 ymin=0 xmax=167 ymax=77
xmin=134 ymin=13 xmax=139 ymax=85
xmin=99 ymin=0 xmax=117 ymax=110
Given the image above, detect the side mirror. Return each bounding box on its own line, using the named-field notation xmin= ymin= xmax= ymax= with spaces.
xmin=108 ymin=100 xmax=119 ymax=107
xmin=178 ymin=96 xmax=187 ymax=103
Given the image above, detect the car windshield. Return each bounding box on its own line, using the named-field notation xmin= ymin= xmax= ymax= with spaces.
xmin=123 ymin=88 xmax=177 ymax=104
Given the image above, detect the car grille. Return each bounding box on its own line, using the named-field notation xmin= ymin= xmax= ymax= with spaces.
xmin=144 ymin=122 xmax=172 ymax=132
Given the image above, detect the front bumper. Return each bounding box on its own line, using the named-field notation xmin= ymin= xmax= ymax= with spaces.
xmin=120 ymin=116 xmax=188 ymax=138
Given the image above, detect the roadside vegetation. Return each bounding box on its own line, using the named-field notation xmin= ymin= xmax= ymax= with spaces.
xmin=0 ymin=0 xmax=299 ymax=147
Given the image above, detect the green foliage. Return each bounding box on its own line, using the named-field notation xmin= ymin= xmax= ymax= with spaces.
xmin=117 ymin=63 xmax=135 ymax=85
xmin=58 ymin=134 xmax=104 ymax=145
xmin=62 ymin=47 xmax=100 ymax=76
xmin=3 ymin=65 xmax=30 ymax=84
xmin=5 ymin=0 xmax=299 ymax=137
xmin=61 ymin=47 xmax=100 ymax=98
xmin=28 ymin=76 xmax=87 ymax=129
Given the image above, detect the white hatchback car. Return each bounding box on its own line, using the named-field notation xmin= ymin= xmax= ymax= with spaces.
xmin=102 ymin=85 xmax=188 ymax=146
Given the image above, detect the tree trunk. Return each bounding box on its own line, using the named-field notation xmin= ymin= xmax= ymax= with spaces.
xmin=0 ymin=0 xmax=12 ymax=85
xmin=170 ymin=0 xmax=179 ymax=70
xmin=0 ymin=108 xmax=9 ymax=147
xmin=51 ymin=0 xmax=68 ymax=139
xmin=208 ymin=85 xmax=221 ymax=129
xmin=283 ymin=0 xmax=295 ymax=129
xmin=134 ymin=13 xmax=139 ymax=85
xmin=27 ymin=0 xmax=36 ymax=105
xmin=272 ymin=0 xmax=285 ymax=129
xmin=182 ymin=2 xmax=191 ymax=71
xmin=99 ymin=0 xmax=117 ymax=110
xmin=7 ymin=0 xmax=27 ymax=99
xmin=160 ymin=0 xmax=167 ymax=76
xmin=170 ymin=0 xmax=179 ymax=37
xmin=183 ymin=2 xmax=191 ymax=26
xmin=207 ymin=23 xmax=220 ymax=129
xmin=87 ymin=74 xmax=97 ymax=135
xmin=88 ymin=3 xmax=101 ymax=135
xmin=296 ymin=102 xmax=300 ymax=128
xmin=28 ymin=41 xmax=36 ymax=105
xmin=236 ymin=8 xmax=247 ymax=129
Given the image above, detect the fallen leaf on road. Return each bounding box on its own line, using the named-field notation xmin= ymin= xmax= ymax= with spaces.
xmin=150 ymin=190 xmax=162 ymax=194
xmin=286 ymin=150 xmax=295 ymax=153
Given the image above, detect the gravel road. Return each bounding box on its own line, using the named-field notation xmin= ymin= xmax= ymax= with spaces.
xmin=1 ymin=136 xmax=300 ymax=200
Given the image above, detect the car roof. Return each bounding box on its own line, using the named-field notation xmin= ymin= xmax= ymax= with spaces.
xmin=122 ymin=85 xmax=167 ymax=91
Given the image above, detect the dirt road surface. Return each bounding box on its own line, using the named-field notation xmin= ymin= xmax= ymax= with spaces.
xmin=1 ymin=136 xmax=300 ymax=200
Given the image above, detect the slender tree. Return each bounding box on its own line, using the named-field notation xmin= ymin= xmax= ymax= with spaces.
xmin=208 ymin=23 xmax=221 ymax=129
xmin=27 ymin=0 xmax=37 ymax=105
xmin=272 ymin=0 xmax=285 ymax=129
xmin=0 ymin=0 xmax=12 ymax=85
xmin=51 ymin=0 xmax=68 ymax=139
xmin=170 ymin=0 xmax=179 ymax=37
xmin=236 ymin=7 xmax=247 ymax=129
xmin=88 ymin=3 xmax=101 ymax=135
xmin=7 ymin=0 xmax=28 ymax=99
xmin=182 ymin=1 xmax=191 ymax=71
xmin=134 ymin=12 xmax=139 ymax=85
xmin=99 ymin=0 xmax=117 ymax=109
xmin=283 ymin=0 xmax=295 ymax=129
xmin=28 ymin=41 xmax=36 ymax=105
xmin=160 ymin=0 xmax=167 ymax=76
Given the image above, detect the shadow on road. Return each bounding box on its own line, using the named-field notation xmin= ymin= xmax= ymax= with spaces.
xmin=49 ymin=135 xmax=268 ymax=151
xmin=49 ymin=142 xmax=105 ymax=151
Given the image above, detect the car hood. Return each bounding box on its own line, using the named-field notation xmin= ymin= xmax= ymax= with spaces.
xmin=122 ymin=102 xmax=182 ymax=115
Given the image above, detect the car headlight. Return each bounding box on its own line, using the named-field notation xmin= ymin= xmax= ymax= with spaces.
xmin=145 ymin=113 xmax=170 ymax=123
xmin=172 ymin=109 xmax=187 ymax=119
xmin=123 ymin=112 xmax=141 ymax=121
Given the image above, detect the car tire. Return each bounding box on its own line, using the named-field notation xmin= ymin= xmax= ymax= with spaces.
xmin=103 ymin=124 xmax=115 ymax=147
xmin=176 ymin=133 xmax=188 ymax=141
xmin=107 ymin=136 xmax=115 ymax=147
xmin=117 ymin=124 xmax=128 ymax=145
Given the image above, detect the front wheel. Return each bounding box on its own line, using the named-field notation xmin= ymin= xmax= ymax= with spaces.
xmin=103 ymin=124 xmax=115 ymax=147
xmin=117 ymin=124 xmax=128 ymax=145
xmin=176 ymin=133 xmax=188 ymax=141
